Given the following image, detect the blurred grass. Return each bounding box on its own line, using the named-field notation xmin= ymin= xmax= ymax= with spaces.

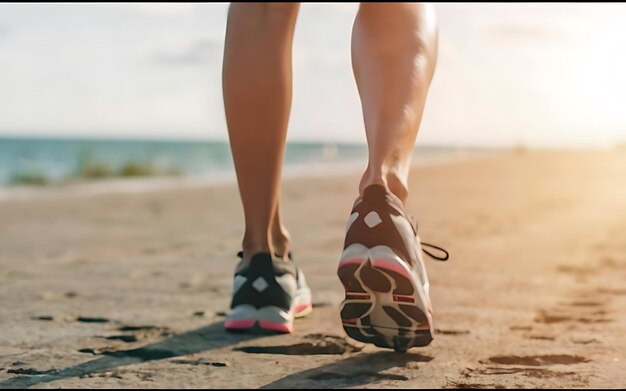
xmin=9 ymin=171 xmax=48 ymax=186
xmin=119 ymin=161 xmax=152 ymax=177
xmin=118 ymin=161 xmax=181 ymax=177
xmin=76 ymin=149 xmax=181 ymax=180
xmin=9 ymin=151 xmax=182 ymax=187
xmin=76 ymin=149 xmax=112 ymax=179
xmin=78 ymin=161 xmax=112 ymax=179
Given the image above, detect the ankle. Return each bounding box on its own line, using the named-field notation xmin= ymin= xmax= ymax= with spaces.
xmin=271 ymin=230 xmax=291 ymax=258
xmin=360 ymin=165 xmax=409 ymax=203
xmin=242 ymin=232 xmax=272 ymax=259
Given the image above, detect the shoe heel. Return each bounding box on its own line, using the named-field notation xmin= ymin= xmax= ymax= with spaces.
xmin=338 ymin=250 xmax=372 ymax=326
xmin=257 ymin=305 xmax=293 ymax=333
xmin=337 ymin=246 xmax=434 ymax=351
xmin=225 ymin=305 xmax=294 ymax=334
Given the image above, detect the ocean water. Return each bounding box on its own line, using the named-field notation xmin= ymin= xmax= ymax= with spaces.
xmin=0 ymin=137 xmax=366 ymax=187
xmin=0 ymin=137 xmax=460 ymax=188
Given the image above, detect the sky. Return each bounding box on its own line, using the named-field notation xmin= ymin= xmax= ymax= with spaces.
xmin=0 ymin=3 xmax=625 ymax=147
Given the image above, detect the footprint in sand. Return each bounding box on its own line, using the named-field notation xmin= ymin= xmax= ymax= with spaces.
xmin=104 ymin=335 xmax=138 ymax=343
xmin=435 ymin=328 xmax=470 ymax=336
xmin=7 ymin=368 xmax=60 ymax=375
xmin=597 ymin=287 xmax=626 ymax=295
xmin=535 ymin=310 xmax=612 ymax=325
xmin=578 ymin=317 xmax=612 ymax=324
xmin=76 ymin=316 xmax=110 ymax=323
xmin=525 ymin=335 xmax=555 ymax=341
xmin=87 ymin=324 xmax=172 ymax=350
xmin=117 ymin=325 xmax=160 ymax=331
xmin=108 ymin=325 xmax=172 ymax=342
xmin=598 ymin=255 xmax=625 ymax=268
xmin=77 ymin=347 xmax=122 ymax=355
xmin=534 ymin=311 xmax=572 ymax=324
xmin=556 ymin=264 xmax=597 ymax=276
xmin=78 ymin=348 xmax=98 ymax=354
xmin=567 ymin=301 xmax=603 ymax=307
xmin=571 ymin=338 xmax=600 ymax=345
xmin=31 ymin=315 xmax=54 ymax=321
xmin=235 ymin=334 xmax=363 ymax=355
xmin=509 ymin=325 xmax=533 ymax=331
xmin=39 ymin=291 xmax=79 ymax=301
xmin=121 ymin=325 xmax=173 ymax=339
xmin=446 ymin=381 xmax=506 ymax=389
xmin=170 ymin=358 xmax=229 ymax=367
xmin=482 ymin=354 xmax=589 ymax=366
xmin=467 ymin=355 xmax=590 ymax=384
xmin=472 ymin=366 xmax=576 ymax=379
xmin=309 ymin=371 xmax=408 ymax=382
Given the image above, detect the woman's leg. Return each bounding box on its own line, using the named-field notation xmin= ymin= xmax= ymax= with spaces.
xmin=223 ymin=3 xmax=299 ymax=259
xmin=352 ymin=3 xmax=438 ymax=203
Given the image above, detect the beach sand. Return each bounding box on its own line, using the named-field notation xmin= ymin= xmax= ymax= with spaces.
xmin=1 ymin=149 xmax=625 ymax=388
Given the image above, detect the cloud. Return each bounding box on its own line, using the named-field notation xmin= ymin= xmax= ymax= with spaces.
xmin=150 ymin=39 xmax=222 ymax=66
xmin=126 ymin=3 xmax=195 ymax=17
xmin=483 ymin=22 xmax=565 ymax=44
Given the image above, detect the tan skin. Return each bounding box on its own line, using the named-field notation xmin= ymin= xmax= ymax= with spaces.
xmin=223 ymin=3 xmax=438 ymax=261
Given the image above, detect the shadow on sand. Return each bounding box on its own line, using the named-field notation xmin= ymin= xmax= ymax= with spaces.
xmin=261 ymin=351 xmax=433 ymax=389
xmin=0 ymin=321 xmax=261 ymax=389
xmin=1 ymin=321 xmax=434 ymax=389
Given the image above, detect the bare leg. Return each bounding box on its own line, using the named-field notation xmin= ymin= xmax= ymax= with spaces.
xmin=352 ymin=3 xmax=438 ymax=203
xmin=223 ymin=3 xmax=299 ymax=259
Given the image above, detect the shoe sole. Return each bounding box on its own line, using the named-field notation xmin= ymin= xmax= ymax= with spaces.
xmin=338 ymin=245 xmax=433 ymax=352
xmin=225 ymin=294 xmax=312 ymax=334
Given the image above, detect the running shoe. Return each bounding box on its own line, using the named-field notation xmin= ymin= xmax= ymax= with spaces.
xmin=225 ymin=251 xmax=312 ymax=333
xmin=337 ymin=184 xmax=448 ymax=351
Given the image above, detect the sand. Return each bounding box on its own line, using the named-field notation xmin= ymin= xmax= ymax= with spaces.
xmin=0 ymin=149 xmax=625 ymax=389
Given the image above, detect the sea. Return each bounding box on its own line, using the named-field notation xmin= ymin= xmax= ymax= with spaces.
xmin=0 ymin=137 xmax=463 ymax=189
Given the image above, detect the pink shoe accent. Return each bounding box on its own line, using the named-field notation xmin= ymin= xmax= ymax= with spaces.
xmin=224 ymin=319 xmax=255 ymax=330
xmin=259 ymin=320 xmax=292 ymax=333
xmin=338 ymin=258 xmax=365 ymax=269
xmin=393 ymin=295 xmax=415 ymax=303
xmin=294 ymin=303 xmax=312 ymax=316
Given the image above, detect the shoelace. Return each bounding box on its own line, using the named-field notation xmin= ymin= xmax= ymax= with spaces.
xmin=409 ymin=216 xmax=449 ymax=261
xmin=420 ymin=242 xmax=449 ymax=261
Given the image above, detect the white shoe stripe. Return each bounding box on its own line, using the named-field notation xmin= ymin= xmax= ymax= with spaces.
xmin=345 ymin=212 xmax=359 ymax=232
